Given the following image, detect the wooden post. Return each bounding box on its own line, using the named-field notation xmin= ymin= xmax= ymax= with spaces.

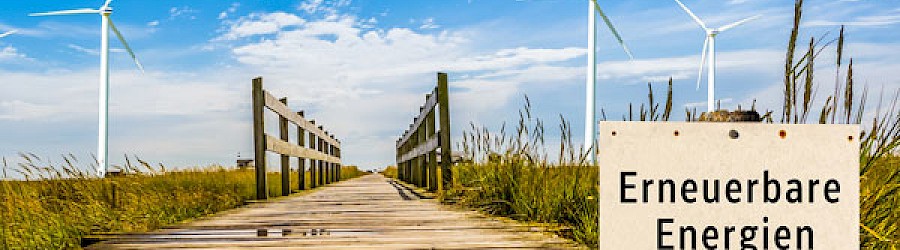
xmin=418 ymin=114 xmax=426 ymax=188
xmin=279 ymin=98 xmax=291 ymax=196
xmin=309 ymin=133 xmax=317 ymax=189
xmin=426 ymin=108 xmax=438 ymax=192
xmin=318 ymin=138 xmax=325 ymax=186
xmin=437 ymin=72 xmax=452 ymax=191
xmin=297 ymin=112 xmax=306 ymax=190
xmin=252 ymin=77 xmax=268 ymax=200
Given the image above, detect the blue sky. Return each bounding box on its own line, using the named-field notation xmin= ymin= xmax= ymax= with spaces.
xmin=1 ymin=0 xmax=898 ymax=172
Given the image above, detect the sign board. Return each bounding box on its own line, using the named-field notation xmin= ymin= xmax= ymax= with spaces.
xmin=598 ymin=122 xmax=859 ymax=249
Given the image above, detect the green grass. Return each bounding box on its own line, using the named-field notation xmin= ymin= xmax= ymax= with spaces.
xmin=440 ymin=97 xmax=599 ymax=247
xmin=0 ymin=157 xmax=367 ymax=249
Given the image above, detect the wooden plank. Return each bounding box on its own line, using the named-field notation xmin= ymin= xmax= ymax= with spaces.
xmin=263 ymin=91 xmax=341 ymax=147
xmin=398 ymin=134 xmax=438 ymax=163
xmin=266 ymin=135 xmax=340 ymax=163
xmin=91 ymin=175 xmax=581 ymax=249
xmin=397 ymin=88 xmax=438 ymax=147
xmin=252 ymin=77 xmax=268 ymax=200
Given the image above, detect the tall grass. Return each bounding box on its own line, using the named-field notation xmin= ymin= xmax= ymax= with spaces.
xmin=0 ymin=155 xmax=364 ymax=249
xmin=444 ymin=97 xmax=599 ymax=247
xmin=775 ymin=1 xmax=899 ymax=248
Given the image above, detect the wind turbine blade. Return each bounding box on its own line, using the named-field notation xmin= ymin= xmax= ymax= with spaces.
xmin=696 ymin=37 xmax=709 ymax=90
xmin=102 ymin=0 xmax=114 ymax=9
xmin=29 ymin=9 xmax=101 ymax=16
xmin=108 ymin=18 xmax=145 ymax=73
xmin=673 ymin=0 xmax=707 ymax=30
xmin=718 ymin=14 xmax=762 ymax=32
xmin=0 ymin=30 xmax=16 ymax=38
xmin=593 ymin=1 xmax=635 ymax=60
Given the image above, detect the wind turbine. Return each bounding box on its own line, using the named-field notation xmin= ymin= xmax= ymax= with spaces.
xmin=586 ymin=0 xmax=633 ymax=164
xmin=31 ymin=0 xmax=144 ymax=177
xmin=0 ymin=30 xmax=16 ymax=38
xmin=673 ymin=0 xmax=760 ymax=113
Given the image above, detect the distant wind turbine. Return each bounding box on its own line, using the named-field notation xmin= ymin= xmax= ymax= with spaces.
xmin=0 ymin=30 xmax=16 ymax=38
xmin=586 ymin=0 xmax=633 ymax=164
xmin=31 ymin=0 xmax=145 ymax=177
xmin=674 ymin=0 xmax=760 ymax=113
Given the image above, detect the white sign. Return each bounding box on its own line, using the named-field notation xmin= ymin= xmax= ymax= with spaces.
xmin=598 ymin=122 xmax=859 ymax=249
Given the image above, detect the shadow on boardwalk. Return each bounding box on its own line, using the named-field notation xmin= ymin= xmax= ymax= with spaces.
xmin=90 ymin=174 xmax=582 ymax=249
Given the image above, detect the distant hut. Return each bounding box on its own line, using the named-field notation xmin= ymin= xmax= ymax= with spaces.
xmin=237 ymin=159 xmax=254 ymax=169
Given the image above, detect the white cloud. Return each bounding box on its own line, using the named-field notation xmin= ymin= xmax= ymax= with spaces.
xmin=212 ymin=11 xmax=592 ymax=168
xmin=0 ymin=46 xmax=29 ymax=61
xmin=806 ymin=14 xmax=900 ymax=27
xmin=67 ymin=44 xmax=99 ymax=55
xmin=219 ymin=3 xmax=241 ymax=20
xmin=169 ymin=6 xmax=198 ymax=20
xmin=299 ymin=0 xmax=351 ymax=17
xmin=147 ymin=20 xmax=160 ymax=27
xmin=420 ymin=18 xmax=440 ymax=30
xmin=217 ymin=12 xmax=306 ymax=40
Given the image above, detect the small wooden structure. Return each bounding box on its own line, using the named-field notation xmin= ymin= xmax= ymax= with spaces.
xmin=236 ymin=159 xmax=254 ymax=169
xmin=396 ymin=73 xmax=452 ymax=192
xmin=252 ymin=77 xmax=342 ymax=200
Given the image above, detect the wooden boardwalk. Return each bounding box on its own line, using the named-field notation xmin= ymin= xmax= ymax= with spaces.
xmin=91 ymin=174 xmax=581 ymax=249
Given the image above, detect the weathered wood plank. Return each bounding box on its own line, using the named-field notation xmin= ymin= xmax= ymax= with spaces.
xmin=92 ymin=175 xmax=581 ymax=249
xmin=396 ymin=134 xmax=438 ymax=163
xmin=266 ymin=135 xmax=340 ymax=163
xmin=397 ymin=88 xmax=438 ymax=146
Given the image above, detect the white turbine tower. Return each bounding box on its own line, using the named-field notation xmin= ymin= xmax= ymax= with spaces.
xmin=586 ymin=0 xmax=633 ymax=164
xmin=674 ymin=0 xmax=760 ymax=113
xmin=0 ymin=30 xmax=16 ymax=38
xmin=31 ymin=0 xmax=144 ymax=177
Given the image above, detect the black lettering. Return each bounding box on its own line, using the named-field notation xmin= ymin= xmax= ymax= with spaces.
xmin=798 ymin=226 xmax=814 ymax=249
xmin=659 ymin=179 xmax=676 ymax=203
xmin=726 ymin=179 xmax=742 ymax=203
xmin=807 ymin=179 xmax=819 ymax=203
xmin=748 ymin=179 xmax=759 ymax=203
xmin=764 ymin=170 xmax=780 ymax=203
xmin=741 ymin=226 xmax=758 ymax=250
xmin=774 ymin=226 xmax=791 ymax=249
xmin=658 ymin=218 xmax=674 ymax=250
xmin=680 ymin=225 xmax=697 ymax=250
xmin=703 ymin=226 xmax=719 ymax=249
xmin=682 ymin=179 xmax=697 ymax=203
xmin=703 ymin=180 xmax=720 ymax=203
xmin=724 ymin=226 xmax=736 ymax=249
xmin=621 ymin=172 xmax=637 ymax=203
xmin=643 ymin=179 xmax=654 ymax=203
xmin=786 ymin=179 xmax=802 ymax=203
xmin=824 ymin=179 xmax=840 ymax=203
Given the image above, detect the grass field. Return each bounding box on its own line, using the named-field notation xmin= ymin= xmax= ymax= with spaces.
xmin=0 ymin=157 xmax=367 ymax=249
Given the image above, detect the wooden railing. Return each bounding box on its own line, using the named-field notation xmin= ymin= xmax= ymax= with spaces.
xmin=252 ymin=77 xmax=342 ymax=200
xmin=396 ymin=73 xmax=451 ymax=192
